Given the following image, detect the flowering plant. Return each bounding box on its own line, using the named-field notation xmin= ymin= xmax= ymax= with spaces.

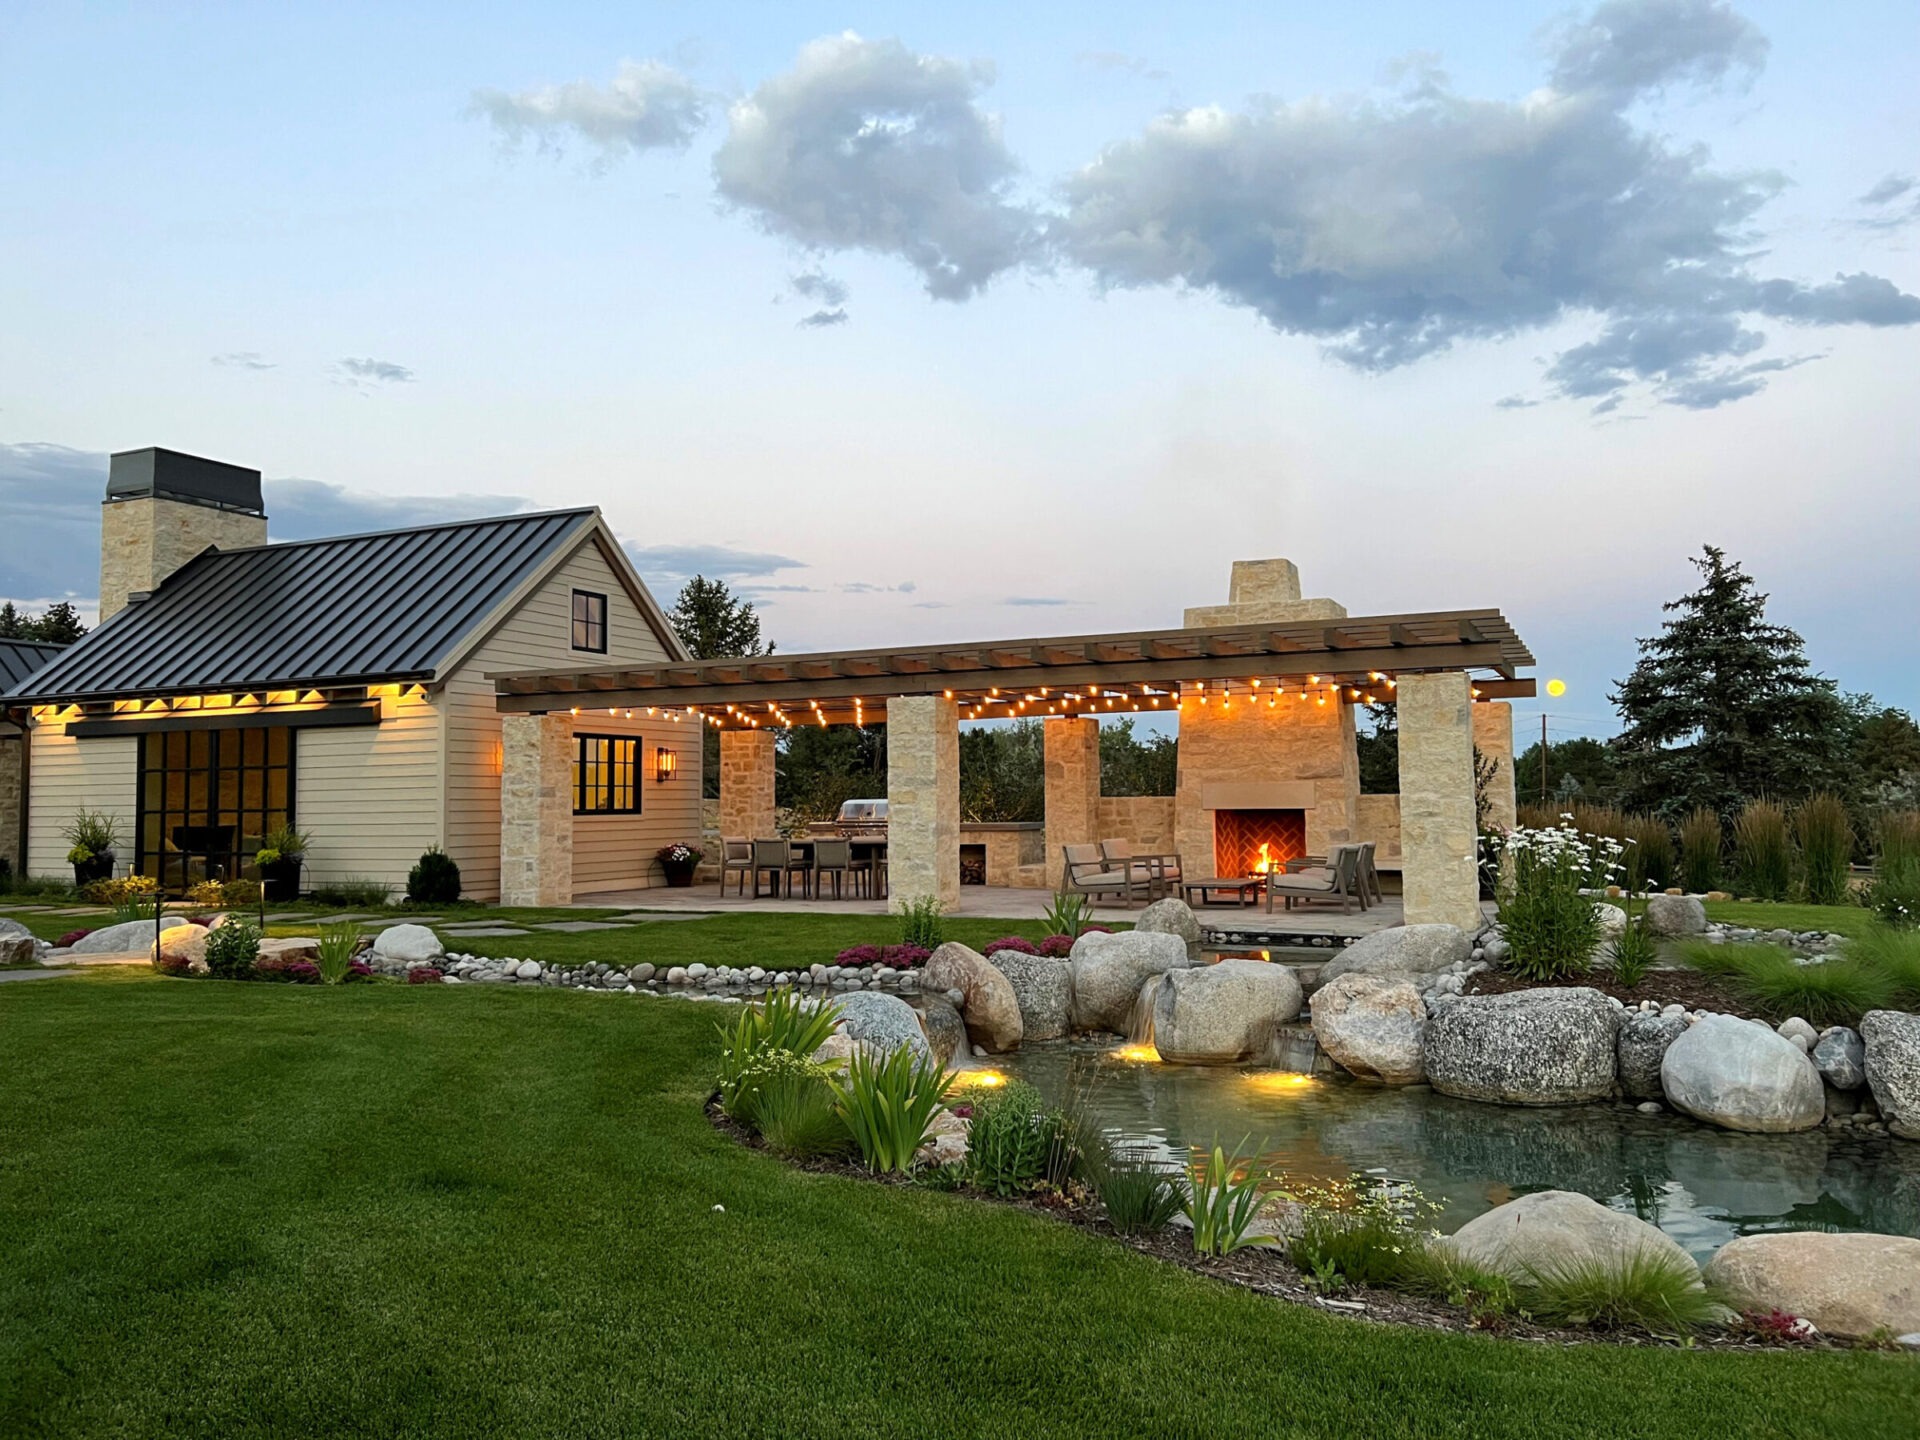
xmin=1037 ymin=934 xmax=1074 ymax=958
xmin=1485 ymin=817 xmax=1624 ymax=981
xmin=407 ymin=966 xmax=444 ymax=985
xmin=832 ymin=943 xmax=930 ymax=968
xmin=656 ymin=843 xmax=704 ymax=866
xmin=983 ymin=936 xmax=1039 ymax=957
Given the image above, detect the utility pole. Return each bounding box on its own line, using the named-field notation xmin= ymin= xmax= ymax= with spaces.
xmin=1540 ymin=712 xmax=1549 ymax=806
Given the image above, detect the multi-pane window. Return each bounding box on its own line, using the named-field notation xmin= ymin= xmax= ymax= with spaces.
xmin=574 ymin=734 xmax=640 ymax=814
xmin=571 ymin=589 xmax=608 ymax=652
xmin=138 ymin=726 xmax=295 ymax=887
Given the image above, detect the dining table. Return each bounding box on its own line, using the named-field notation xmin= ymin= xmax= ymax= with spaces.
xmin=778 ymin=836 xmax=888 ymax=899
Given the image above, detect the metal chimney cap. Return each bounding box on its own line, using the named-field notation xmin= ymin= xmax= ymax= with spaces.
xmin=106 ymin=447 xmax=264 ymax=515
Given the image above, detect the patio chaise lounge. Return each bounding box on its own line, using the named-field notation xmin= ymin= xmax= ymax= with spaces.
xmin=1267 ymin=844 xmax=1364 ymax=914
xmin=1062 ymin=844 xmax=1151 ymax=909
xmin=1099 ymin=839 xmax=1181 ymax=900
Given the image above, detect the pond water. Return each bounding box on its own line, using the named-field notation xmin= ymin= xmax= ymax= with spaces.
xmin=989 ymin=1040 xmax=1920 ymax=1262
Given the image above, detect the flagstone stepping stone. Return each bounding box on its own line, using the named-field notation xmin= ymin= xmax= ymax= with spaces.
xmin=609 ymin=912 xmax=713 ymax=923
xmin=308 ymin=913 xmax=380 ymax=924
xmin=362 ymin=916 xmax=443 ymax=928
xmin=529 ymin=920 xmax=632 ymax=932
xmin=443 ymin=926 xmax=530 ymax=937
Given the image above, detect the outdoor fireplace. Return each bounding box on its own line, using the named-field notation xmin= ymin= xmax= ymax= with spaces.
xmin=1213 ymin=809 xmax=1306 ymax=878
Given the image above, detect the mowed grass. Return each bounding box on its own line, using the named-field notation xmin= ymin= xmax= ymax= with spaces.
xmin=3 ymin=976 xmax=1917 ymax=1440
xmin=1699 ymin=900 xmax=1878 ymax=939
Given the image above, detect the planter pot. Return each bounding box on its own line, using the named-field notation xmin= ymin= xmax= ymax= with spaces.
xmin=661 ymin=860 xmax=697 ymax=888
xmin=73 ymin=851 xmax=115 ymax=888
xmin=260 ymin=858 xmax=304 ymax=903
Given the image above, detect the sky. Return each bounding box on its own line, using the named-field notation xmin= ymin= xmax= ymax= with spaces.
xmin=3 ymin=0 xmax=1916 ymax=748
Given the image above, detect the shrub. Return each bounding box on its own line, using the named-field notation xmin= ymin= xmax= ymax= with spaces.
xmin=964 ymin=1080 xmax=1058 ymax=1196
xmin=754 ymin=1069 xmax=852 ymax=1159
xmin=1865 ymin=811 xmax=1920 ymax=929
xmin=406 ymin=847 xmax=462 ymax=905
xmin=1678 ymin=941 xmax=1893 ymax=1026
xmin=0 ymin=871 xmax=73 ymax=900
xmin=1732 ymin=800 xmax=1793 ymax=901
xmin=61 ymin=809 xmax=119 ymax=863
xmin=834 ymin=944 xmax=930 ymax=969
xmin=716 ymin=990 xmax=842 ymax=1107
xmin=1520 ymin=1250 xmax=1729 ymax=1336
xmin=896 ymin=895 xmax=944 ymax=951
xmin=1679 ymin=807 xmax=1723 ymax=893
xmin=1183 ymin=1140 xmax=1276 ymax=1257
xmin=255 ymin=956 xmax=320 ymax=984
xmin=1037 ymin=934 xmax=1075 ymax=958
xmin=186 ymin=880 xmax=228 ymax=907
xmin=1489 ymin=820 xmax=1620 ymax=980
xmin=1286 ymin=1175 xmax=1443 ymax=1290
xmin=1623 ymin=814 xmax=1674 ymax=892
xmin=81 ymin=874 xmax=157 ymax=907
xmin=1610 ymin=911 xmax=1658 ymax=988
xmin=828 ymin=1046 xmax=954 ymax=1174
xmin=308 ymin=876 xmax=393 ymax=908
xmin=219 ymin=878 xmax=261 ymax=908
xmin=1794 ymin=794 xmax=1853 ymax=907
xmin=315 ymin=922 xmax=361 ymax=985
xmin=343 ymin=960 xmax=375 ymax=983
xmin=724 ymin=1048 xmax=829 ymax=1131
xmin=982 ymin=936 xmax=1039 ymax=957
xmin=53 ymin=928 xmax=92 ymax=949
xmin=834 ymin=944 xmax=882 ymax=968
xmin=1847 ymin=927 xmax=1920 ymax=1004
xmin=407 ymin=966 xmax=444 ymax=985
xmin=1085 ymin=1139 xmax=1184 ymax=1236
xmin=204 ymin=919 xmax=261 ymax=981
xmin=1399 ymin=1246 xmax=1518 ymax=1324
xmin=151 ymin=947 xmax=194 ymax=978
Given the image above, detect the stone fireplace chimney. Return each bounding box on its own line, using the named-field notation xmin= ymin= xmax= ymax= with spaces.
xmin=100 ymin=448 xmax=267 ymax=621
xmin=1183 ymin=558 xmax=1347 ymax=629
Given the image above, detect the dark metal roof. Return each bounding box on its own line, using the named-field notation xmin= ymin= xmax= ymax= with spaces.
xmin=14 ymin=509 xmax=597 ymax=704
xmin=0 ymin=638 xmax=66 ymax=692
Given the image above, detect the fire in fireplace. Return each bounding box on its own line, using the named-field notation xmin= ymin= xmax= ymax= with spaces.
xmin=1214 ymin=809 xmax=1306 ymax=878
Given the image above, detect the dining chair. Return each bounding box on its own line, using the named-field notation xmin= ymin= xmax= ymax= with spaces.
xmin=719 ymin=837 xmax=753 ymax=898
xmin=810 ymin=837 xmax=852 ymax=900
xmin=783 ymin=841 xmax=814 ymax=900
xmin=751 ymin=839 xmax=790 ymax=899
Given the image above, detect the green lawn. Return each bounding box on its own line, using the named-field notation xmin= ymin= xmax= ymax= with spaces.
xmin=1699 ymin=900 xmax=1880 ymax=939
xmin=2 ymin=974 xmax=1915 ymax=1439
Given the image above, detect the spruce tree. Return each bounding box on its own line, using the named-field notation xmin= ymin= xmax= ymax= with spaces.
xmin=1611 ymin=547 xmax=1843 ymax=819
xmin=667 ymin=576 xmax=771 ymax=800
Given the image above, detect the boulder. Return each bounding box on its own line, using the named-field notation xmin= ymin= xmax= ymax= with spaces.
xmin=1704 ymin=1232 xmax=1920 ymax=1339
xmin=0 ymin=934 xmax=37 ymax=966
xmin=1813 ymin=1026 xmax=1866 ymax=1090
xmin=1660 ymin=1014 xmax=1824 ymax=1133
xmin=0 ymin=917 xmax=32 ymax=939
xmin=1617 ymin=1011 xmax=1689 ymax=1101
xmin=1320 ymin=924 xmax=1470 ymax=984
xmin=1150 ymin=960 xmax=1303 ymax=1065
xmin=256 ymin=936 xmax=320 ymax=965
xmin=1861 ymin=1010 xmax=1920 ymax=1140
xmin=1067 ymin=930 xmax=1192 ymax=1034
xmin=917 ymin=995 xmax=968 ymax=1067
xmin=1424 ymin=988 xmax=1619 ymax=1105
xmin=924 ymin=942 xmax=1023 ymax=1054
xmin=1441 ymin=1190 xmax=1700 ymax=1284
xmin=1308 ymin=974 xmax=1426 ymax=1085
xmin=371 ymin=923 xmax=443 ymax=964
xmin=1134 ymin=898 xmax=1203 ymax=961
xmin=1644 ymin=894 xmax=1707 ymax=938
xmin=1776 ymin=1016 xmax=1818 ymax=1050
xmin=1593 ymin=903 xmax=1627 ymax=939
xmin=151 ymin=924 xmax=211 ymax=970
xmin=830 ymin=991 xmax=930 ymax=1061
xmin=983 ymin=950 xmax=1071 ymax=1041
xmin=69 ymin=917 xmax=187 ymax=954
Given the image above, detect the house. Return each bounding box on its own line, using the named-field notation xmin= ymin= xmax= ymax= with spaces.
xmin=0 ymin=638 xmax=66 ymax=877
xmin=5 ymin=447 xmax=703 ymax=901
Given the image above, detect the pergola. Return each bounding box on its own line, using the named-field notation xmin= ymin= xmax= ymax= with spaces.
xmin=492 ymin=608 xmax=1534 ymax=925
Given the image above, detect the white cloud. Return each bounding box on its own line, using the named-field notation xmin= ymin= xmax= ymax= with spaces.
xmin=474 ymin=60 xmax=708 ymax=158
xmin=211 ymin=351 xmax=274 ymax=370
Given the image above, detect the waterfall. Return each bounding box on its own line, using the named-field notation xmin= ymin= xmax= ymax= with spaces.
xmin=1128 ymin=974 xmax=1165 ymax=1046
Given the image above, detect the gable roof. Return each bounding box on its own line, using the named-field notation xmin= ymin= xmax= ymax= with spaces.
xmin=0 ymin=638 xmax=65 ymax=691
xmin=12 ymin=508 xmax=635 ymax=704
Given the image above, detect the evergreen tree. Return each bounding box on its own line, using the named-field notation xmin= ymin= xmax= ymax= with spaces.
xmin=0 ymin=599 xmax=87 ymax=644
xmin=668 ymin=576 xmax=768 ymax=661
xmin=1098 ymin=718 xmax=1177 ymax=797
xmin=1514 ymin=736 xmax=1621 ymax=807
xmin=1611 ymin=547 xmax=1844 ymax=819
xmin=1356 ymin=703 xmax=1399 ymax=794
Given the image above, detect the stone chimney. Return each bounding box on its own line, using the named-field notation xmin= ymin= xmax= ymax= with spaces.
xmin=100 ymin=448 xmax=267 ymax=621
xmin=1183 ymin=558 xmax=1347 ymax=629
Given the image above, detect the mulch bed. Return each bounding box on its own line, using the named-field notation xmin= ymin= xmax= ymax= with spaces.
xmin=1464 ymin=966 xmax=1766 ymax=1020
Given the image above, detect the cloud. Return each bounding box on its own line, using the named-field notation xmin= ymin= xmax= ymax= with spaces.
xmin=1005 ymin=595 xmax=1072 ymax=607
xmin=790 ymin=269 xmax=850 ymax=306
xmin=1053 ymin=0 xmax=1919 ymax=409
xmin=621 ymin=541 xmax=805 ymax=588
xmin=473 ymin=59 xmax=708 ymax=158
xmin=1860 ymin=173 xmax=1915 ymax=207
xmin=334 ymin=357 xmax=414 ymax=391
xmin=211 ymin=352 xmax=274 ymax=370
xmin=263 ymin=479 xmax=536 ymax=539
xmin=1076 ymin=51 xmax=1169 ymax=81
xmin=1853 ymin=172 xmax=1920 ymax=233
xmin=713 ymin=33 xmax=1041 ymax=300
xmin=837 ymin=580 xmax=917 ymax=594
xmin=1495 ymin=394 xmax=1540 ymax=409
xmin=798 ymin=308 xmax=849 ymax=328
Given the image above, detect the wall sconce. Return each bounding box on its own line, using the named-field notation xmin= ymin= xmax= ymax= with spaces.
xmin=655 ymin=746 xmax=677 ymax=783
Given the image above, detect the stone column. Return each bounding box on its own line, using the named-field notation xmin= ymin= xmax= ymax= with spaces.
xmin=1397 ymin=672 xmax=1482 ymax=931
xmin=1044 ymin=716 xmax=1101 ymax=889
xmin=1472 ymin=701 xmax=1517 ymax=836
xmin=887 ymin=695 xmax=959 ymax=909
xmin=717 ymin=730 xmax=777 ymax=840
xmin=500 ymin=712 xmax=574 ymax=907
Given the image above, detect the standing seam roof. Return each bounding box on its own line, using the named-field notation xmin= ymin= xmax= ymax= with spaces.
xmin=0 ymin=639 xmax=66 ymax=692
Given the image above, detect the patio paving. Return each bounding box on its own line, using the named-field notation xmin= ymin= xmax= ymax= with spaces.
xmin=442 ymin=926 xmax=532 ymax=938
xmin=0 ymin=968 xmax=74 ymax=984
xmin=527 ymin=920 xmax=633 ymax=933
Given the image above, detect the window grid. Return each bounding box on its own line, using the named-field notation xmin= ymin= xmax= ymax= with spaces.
xmin=137 ymin=726 xmax=296 ymax=887
xmin=574 ymin=734 xmax=641 ymax=814
xmin=571 ymin=589 xmax=608 ymax=653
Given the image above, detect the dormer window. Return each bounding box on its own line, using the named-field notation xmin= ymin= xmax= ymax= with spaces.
xmin=571 ymin=590 xmax=607 ymax=653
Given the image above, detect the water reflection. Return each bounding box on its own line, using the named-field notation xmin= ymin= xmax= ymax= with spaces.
xmin=1000 ymin=1039 xmax=1920 ymax=1261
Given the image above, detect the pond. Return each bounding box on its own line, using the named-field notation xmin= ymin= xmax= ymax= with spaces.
xmin=988 ymin=1039 xmax=1920 ymax=1262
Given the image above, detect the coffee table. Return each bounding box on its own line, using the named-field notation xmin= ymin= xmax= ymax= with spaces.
xmin=1181 ymin=876 xmax=1265 ymax=907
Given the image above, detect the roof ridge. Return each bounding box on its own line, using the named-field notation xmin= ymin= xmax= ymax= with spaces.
xmin=204 ymin=505 xmax=598 ymax=558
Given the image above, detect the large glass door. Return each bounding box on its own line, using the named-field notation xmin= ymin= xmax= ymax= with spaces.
xmin=137 ymin=726 xmax=295 ymax=886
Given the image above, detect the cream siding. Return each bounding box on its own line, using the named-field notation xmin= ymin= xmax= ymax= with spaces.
xmin=441 ymin=536 xmax=702 ymax=901
xmin=25 ymin=725 xmax=139 ymax=879
xmin=297 ymin=690 xmax=443 ymax=895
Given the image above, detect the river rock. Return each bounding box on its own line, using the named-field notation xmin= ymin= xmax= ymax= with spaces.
xmin=831 ymin=991 xmax=929 ymax=1061
xmin=1134 ymin=897 xmax=1203 ymax=961
xmin=1813 ymin=1026 xmax=1866 ymax=1091
xmin=371 ymin=923 xmax=443 ymax=964
xmin=1308 ymin=974 xmax=1426 ymax=1085
xmin=1068 ymin=930 xmax=1192 ymax=1034
xmin=1704 ymin=1232 xmax=1920 ymax=1339
xmin=1861 ymin=1010 xmax=1920 ymax=1140
xmin=1150 ymin=959 xmax=1302 ymax=1065
xmin=1660 ymin=1013 xmax=1824 ymax=1133
xmin=1617 ymin=1011 xmax=1688 ymax=1101
xmin=1441 ymin=1189 xmax=1700 ymax=1283
xmin=983 ymin=950 xmax=1071 ymax=1041
xmin=917 ymin=995 xmax=967 ymax=1067
xmin=1644 ymin=894 xmax=1707 ymax=938
xmin=69 ymin=917 xmax=187 ymax=954
xmin=924 ymin=942 xmax=1023 ymax=1054
xmin=1319 ymin=924 xmax=1471 ymax=984
xmin=1424 ymin=988 xmax=1619 ymax=1105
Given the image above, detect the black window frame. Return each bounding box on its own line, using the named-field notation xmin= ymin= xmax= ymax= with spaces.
xmin=574 ymin=733 xmax=642 ymax=815
xmin=571 ymin=589 xmax=608 ymax=653
xmin=136 ymin=725 xmax=297 ymax=886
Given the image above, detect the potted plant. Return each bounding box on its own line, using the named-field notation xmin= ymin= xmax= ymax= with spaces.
xmin=63 ymin=810 xmax=119 ymax=887
xmin=254 ymin=824 xmax=310 ymax=903
xmin=656 ymin=843 xmax=703 ymax=888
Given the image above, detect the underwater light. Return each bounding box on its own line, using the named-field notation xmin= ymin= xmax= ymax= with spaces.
xmin=1111 ymin=1044 xmax=1161 ymax=1063
xmin=952 ymin=1070 xmax=1007 ymax=1088
xmin=1245 ymin=1072 xmax=1318 ymax=1092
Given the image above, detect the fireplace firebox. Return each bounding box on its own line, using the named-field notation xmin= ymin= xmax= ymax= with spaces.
xmin=1213 ymin=809 xmax=1307 ymax=877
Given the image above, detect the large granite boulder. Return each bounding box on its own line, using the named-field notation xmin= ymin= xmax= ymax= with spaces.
xmin=924 ymin=942 xmax=1023 ymax=1054
xmin=1812 ymin=1026 xmax=1866 ymax=1091
xmin=257 ymin=936 xmax=321 ymax=965
xmin=1308 ymin=974 xmax=1427 ymax=1085
xmin=916 ymin=995 xmax=967 ymax=1067
xmin=150 ymin=924 xmax=211 ymax=972
xmin=1134 ymin=898 xmax=1203 ymax=961
xmin=1593 ymin=904 xmax=1627 ymax=940
xmin=1441 ymin=1190 xmax=1699 ymax=1284
xmin=371 ymin=923 xmax=443 ymax=964
xmin=70 ymin=917 xmax=188 ymax=954
xmin=1861 ymin=1010 xmax=1920 ymax=1140
xmin=0 ymin=934 xmax=37 ymax=966
xmin=0 ymin=917 xmax=32 ymax=939
xmin=1320 ymin=924 xmax=1470 ymax=984
xmin=983 ymin=950 xmax=1071 ymax=1041
xmin=831 ymin=991 xmax=929 ymax=1061
xmin=1068 ymin=930 xmax=1192 ymax=1034
xmin=1424 ymin=988 xmax=1619 ymax=1105
xmin=1617 ymin=1011 xmax=1688 ymax=1101
xmin=1644 ymin=894 xmax=1707 ymax=938
xmin=1150 ymin=960 xmax=1303 ymax=1065
xmin=1704 ymin=1232 xmax=1920 ymax=1339
xmin=1660 ymin=1013 xmax=1824 ymax=1133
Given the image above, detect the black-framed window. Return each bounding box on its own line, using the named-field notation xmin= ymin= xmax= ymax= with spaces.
xmin=575 ymin=734 xmax=641 ymax=814
xmin=571 ymin=589 xmax=608 ymax=652
xmin=138 ymin=726 xmax=295 ymax=886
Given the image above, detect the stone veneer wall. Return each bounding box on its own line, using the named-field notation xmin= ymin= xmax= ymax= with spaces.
xmin=99 ymin=497 xmax=267 ymax=623
xmin=0 ymin=730 xmax=22 ymax=876
xmin=717 ymin=730 xmax=777 ymax=840
xmin=1397 ymin=672 xmax=1481 ymax=929
xmin=1473 ymin=701 xmax=1517 ymax=835
xmin=887 ymin=695 xmax=959 ymax=906
xmin=1174 ymin=697 xmax=1360 ymax=878
xmin=1043 ymin=717 xmax=1100 ymax=888
xmin=1095 ymin=796 xmax=1177 ymax=853
xmin=1354 ymin=793 xmax=1402 ymax=860
xmin=968 ymin=824 xmax=1047 ymax=887
xmin=500 ymin=713 xmax=574 ymax=907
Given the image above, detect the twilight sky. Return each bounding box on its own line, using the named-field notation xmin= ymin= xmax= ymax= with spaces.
xmin=3 ymin=0 xmax=1916 ymax=744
